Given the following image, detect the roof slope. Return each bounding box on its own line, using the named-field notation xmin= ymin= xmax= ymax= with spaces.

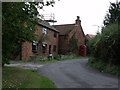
xmin=53 ymin=24 xmax=75 ymax=35
xmin=86 ymin=34 xmax=96 ymax=40
xmin=38 ymin=19 xmax=59 ymax=32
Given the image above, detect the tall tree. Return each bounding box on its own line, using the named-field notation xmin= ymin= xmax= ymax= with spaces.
xmin=2 ymin=1 xmax=55 ymax=66
xmin=103 ymin=1 xmax=120 ymax=26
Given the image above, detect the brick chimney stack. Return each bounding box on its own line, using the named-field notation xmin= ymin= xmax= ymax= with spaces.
xmin=76 ymin=16 xmax=81 ymax=25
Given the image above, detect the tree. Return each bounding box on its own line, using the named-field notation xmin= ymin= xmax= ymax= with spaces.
xmin=103 ymin=1 xmax=120 ymax=26
xmin=2 ymin=1 xmax=56 ymax=66
xmin=88 ymin=1 xmax=120 ymax=66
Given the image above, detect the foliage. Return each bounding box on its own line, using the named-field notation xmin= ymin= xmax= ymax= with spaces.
xmin=2 ymin=67 xmax=57 ymax=88
xmin=103 ymin=1 xmax=120 ymax=26
xmin=69 ymin=33 xmax=78 ymax=54
xmin=88 ymin=23 xmax=120 ymax=65
xmin=87 ymin=1 xmax=120 ymax=66
xmin=86 ymin=34 xmax=100 ymax=56
xmin=88 ymin=57 xmax=120 ymax=76
xmin=2 ymin=1 xmax=56 ymax=66
xmin=95 ymin=23 xmax=119 ymax=65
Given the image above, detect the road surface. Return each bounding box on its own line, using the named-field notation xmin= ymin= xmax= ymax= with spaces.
xmin=38 ymin=59 xmax=118 ymax=88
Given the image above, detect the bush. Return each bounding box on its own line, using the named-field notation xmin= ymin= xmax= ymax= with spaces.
xmin=87 ymin=23 xmax=120 ymax=65
xmin=88 ymin=57 xmax=120 ymax=76
xmin=2 ymin=57 xmax=10 ymax=66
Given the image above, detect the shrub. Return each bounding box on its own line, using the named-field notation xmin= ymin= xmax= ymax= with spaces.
xmin=88 ymin=23 xmax=120 ymax=65
xmin=88 ymin=57 xmax=120 ymax=76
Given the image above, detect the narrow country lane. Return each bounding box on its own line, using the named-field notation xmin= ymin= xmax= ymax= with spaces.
xmin=38 ymin=59 xmax=118 ymax=88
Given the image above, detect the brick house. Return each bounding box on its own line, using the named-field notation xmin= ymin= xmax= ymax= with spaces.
xmin=53 ymin=16 xmax=86 ymax=55
xmin=21 ymin=20 xmax=59 ymax=60
xmin=21 ymin=16 xmax=86 ymax=60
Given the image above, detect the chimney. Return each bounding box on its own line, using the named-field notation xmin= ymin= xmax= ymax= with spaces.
xmin=75 ymin=16 xmax=81 ymax=25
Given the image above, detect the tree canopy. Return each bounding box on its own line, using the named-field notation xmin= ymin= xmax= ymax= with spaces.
xmin=103 ymin=1 xmax=120 ymax=26
xmin=87 ymin=1 xmax=120 ymax=66
xmin=2 ymin=1 xmax=56 ymax=66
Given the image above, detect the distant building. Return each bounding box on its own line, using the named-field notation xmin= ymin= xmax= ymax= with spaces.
xmin=86 ymin=34 xmax=96 ymax=41
xmin=53 ymin=16 xmax=86 ymax=55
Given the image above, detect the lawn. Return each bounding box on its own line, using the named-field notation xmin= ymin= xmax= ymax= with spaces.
xmin=2 ymin=67 xmax=57 ymax=89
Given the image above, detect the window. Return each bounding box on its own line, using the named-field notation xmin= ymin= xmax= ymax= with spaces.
xmin=42 ymin=42 xmax=47 ymax=53
xmin=54 ymin=32 xmax=57 ymax=38
xmin=32 ymin=41 xmax=38 ymax=53
xmin=42 ymin=28 xmax=47 ymax=35
xmin=53 ymin=45 xmax=56 ymax=52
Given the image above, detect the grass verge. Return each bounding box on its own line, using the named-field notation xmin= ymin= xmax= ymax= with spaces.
xmin=88 ymin=57 xmax=120 ymax=76
xmin=2 ymin=67 xmax=57 ymax=88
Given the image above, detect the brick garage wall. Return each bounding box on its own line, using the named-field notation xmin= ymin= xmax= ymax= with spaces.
xmin=21 ymin=41 xmax=33 ymax=60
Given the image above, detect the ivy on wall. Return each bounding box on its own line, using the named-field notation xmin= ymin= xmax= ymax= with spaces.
xmin=69 ymin=33 xmax=78 ymax=54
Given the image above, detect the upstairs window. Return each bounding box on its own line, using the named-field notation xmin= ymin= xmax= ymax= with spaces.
xmin=54 ymin=32 xmax=57 ymax=38
xmin=42 ymin=28 xmax=47 ymax=35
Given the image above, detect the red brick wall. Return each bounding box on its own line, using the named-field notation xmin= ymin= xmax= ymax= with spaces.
xmin=35 ymin=25 xmax=59 ymax=56
xmin=21 ymin=41 xmax=33 ymax=60
xmin=21 ymin=24 xmax=59 ymax=60
xmin=69 ymin=25 xmax=85 ymax=54
xmin=21 ymin=20 xmax=85 ymax=59
xmin=58 ymin=35 xmax=69 ymax=54
xmin=59 ymin=24 xmax=85 ymax=55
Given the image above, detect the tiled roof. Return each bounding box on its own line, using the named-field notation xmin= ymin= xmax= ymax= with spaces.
xmin=37 ymin=19 xmax=59 ymax=33
xmin=53 ymin=24 xmax=75 ymax=35
xmin=86 ymin=34 xmax=96 ymax=40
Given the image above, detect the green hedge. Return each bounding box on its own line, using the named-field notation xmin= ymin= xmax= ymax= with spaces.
xmin=88 ymin=57 xmax=120 ymax=76
xmin=87 ymin=23 xmax=120 ymax=65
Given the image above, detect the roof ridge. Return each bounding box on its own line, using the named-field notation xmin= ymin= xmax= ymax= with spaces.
xmin=53 ymin=23 xmax=75 ymax=26
xmin=38 ymin=19 xmax=59 ymax=32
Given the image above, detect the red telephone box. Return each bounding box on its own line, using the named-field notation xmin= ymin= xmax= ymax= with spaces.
xmin=79 ymin=45 xmax=86 ymax=56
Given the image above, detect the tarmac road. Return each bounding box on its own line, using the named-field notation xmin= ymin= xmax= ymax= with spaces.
xmin=38 ymin=59 xmax=118 ymax=88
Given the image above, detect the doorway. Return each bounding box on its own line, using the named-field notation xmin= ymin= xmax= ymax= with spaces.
xmin=49 ymin=45 xmax=51 ymax=54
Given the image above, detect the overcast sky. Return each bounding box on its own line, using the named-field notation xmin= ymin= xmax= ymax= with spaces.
xmin=39 ymin=0 xmax=118 ymax=35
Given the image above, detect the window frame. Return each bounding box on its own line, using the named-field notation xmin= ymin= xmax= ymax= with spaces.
xmin=42 ymin=27 xmax=47 ymax=35
xmin=54 ymin=32 xmax=57 ymax=38
xmin=32 ymin=41 xmax=38 ymax=53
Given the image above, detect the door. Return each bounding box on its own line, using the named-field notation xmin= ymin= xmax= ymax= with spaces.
xmin=49 ymin=45 xmax=51 ymax=54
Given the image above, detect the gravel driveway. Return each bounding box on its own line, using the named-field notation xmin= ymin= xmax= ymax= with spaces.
xmin=5 ymin=62 xmax=44 ymax=70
